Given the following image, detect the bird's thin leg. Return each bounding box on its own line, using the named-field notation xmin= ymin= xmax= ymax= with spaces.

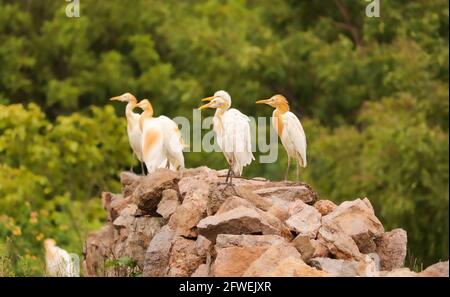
xmin=284 ymin=157 xmax=291 ymax=181
xmin=225 ymin=167 xmax=231 ymax=183
xmin=296 ymin=162 xmax=300 ymax=181
xmin=140 ymin=162 xmax=145 ymax=176
xmin=166 ymin=159 xmax=170 ymax=169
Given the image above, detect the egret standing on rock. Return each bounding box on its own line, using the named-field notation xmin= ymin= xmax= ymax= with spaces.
xmin=136 ymin=99 xmax=185 ymax=174
xmin=198 ymin=90 xmax=254 ymax=186
xmin=110 ymin=92 xmax=145 ymax=174
xmin=256 ymin=94 xmax=307 ymax=180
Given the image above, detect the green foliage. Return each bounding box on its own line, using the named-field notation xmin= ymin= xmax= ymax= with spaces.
xmin=0 ymin=0 xmax=448 ymax=273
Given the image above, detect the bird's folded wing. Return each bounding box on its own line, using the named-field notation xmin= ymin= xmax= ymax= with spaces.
xmin=283 ymin=111 xmax=307 ymax=166
xmin=222 ymin=109 xmax=255 ymax=168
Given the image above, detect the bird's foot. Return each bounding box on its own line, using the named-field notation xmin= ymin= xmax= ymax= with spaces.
xmin=218 ymin=182 xmax=239 ymax=196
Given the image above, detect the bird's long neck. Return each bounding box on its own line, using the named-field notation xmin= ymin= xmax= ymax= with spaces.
xmin=275 ymin=102 xmax=289 ymax=114
xmin=125 ymin=101 xmax=137 ymax=118
xmin=213 ymin=107 xmax=228 ymax=136
xmin=139 ymin=106 xmax=154 ymax=131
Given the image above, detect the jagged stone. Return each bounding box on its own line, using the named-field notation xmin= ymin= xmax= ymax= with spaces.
xmin=120 ymin=172 xmax=141 ymax=197
xmin=216 ymin=196 xmax=258 ymax=214
xmin=375 ymin=228 xmax=407 ymax=271
xmin=216 ymin=234 xmax=287 ymax=250
xmin=243 ymin=243 xmax=301 ymax=276
xmin=197 ymin=206 xmax=290 ymax=242
xmin=314 ymin=200 xmax=337 ymax=216
xmin=168 ymin=237 xmax=206 ymax=277
xmin=83 ymin=223 xmax=117 ymax=276
xmin=212 ymin=246 xmax=266 ymax=276
xmin=420 ymin=261 xmax=449 ymax=277
xmin=169 ymin=179 xmax=209 ymax=237
xmin=321 ymin=198 xmax=384 ymax=255
xmin=286 ymin=200 xmax=322 ymax=238
xmin=157 ymin=189 xmax=180 ymax=219
xmin=266 ymin=256 xmax=329 ymax=277
xmin=102 ymin=192 xmax=128 ymax=222
xmin=380 ymin=268 xmax=418 ymax=277
xmin=318 ymin=225 xmax=363 ymax=260
xmin=252 ymin=182 xmax=317 ymax=204
xmin=143 ymin=225 xmax=175 ymax=276
xmin=131 ymin=169 xmax=179 ymax=215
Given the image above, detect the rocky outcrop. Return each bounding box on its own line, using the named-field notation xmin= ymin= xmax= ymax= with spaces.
xmin=82 ymin=167 xmax=448 ymax=277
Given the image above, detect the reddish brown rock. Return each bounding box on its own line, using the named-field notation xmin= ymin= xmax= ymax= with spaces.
xmin=216 ymin=234 xmax=287 ymax=250
xmin=252 ymin=182 xmax=317 ymax=204
xmin=243 ymin=243 xmax=301 ymax=276
xmin=102 ymin=192 xmax=128 ymax=222
xmin=216 ymin=196 xmax=257 ymax=214
xmin=169 ymin=179 xmax=209 ymax=237
xmin=375 ymin=228 xmax=407 ymax=271
xmin=143 ymin=225 xmax=175 ymax=277
xmin=286 ymin=200 xmax=322 ymax=238
xmin=212 ymin=246 xmax=266 ymax=276
xmin=321 ymin=198 xmax=384 ymax=254
xmin=197 ymin=206 xmax=290 ymax=242
xmin=266 ymin=257 xmax=329 ymax=277
xmin=314 ymin=200 xmax=337 ymax=216
xmin=131 ymin=169 xmax=179 ymax=214
xmin=83 ymin=223 xmax=117 ymax=277
xmin=157 ymin=189 xmax=180 ymax=219
xmin=419 ymin=261 xmax=449 ymax=277
xmin=168 ymin=237 xmax=206 ymax=277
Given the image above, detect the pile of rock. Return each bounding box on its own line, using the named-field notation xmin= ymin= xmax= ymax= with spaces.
xmin=82 ymin=167 xmax=448 ymax=277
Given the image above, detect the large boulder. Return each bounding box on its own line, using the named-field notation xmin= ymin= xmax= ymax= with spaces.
xmin=197 ymin=206 xmax=290 ymax=242
xmin=321 ymin=198 xmax=384 ymax=256
xmin=131 ymin=169 xmax=180 ymax=214
xmin=212 ymin=246 xmax=267 ymax=277
xmin=420 ymin=261 xmax=449 ymax=277
xmin=169 ymin=179 xmax=209 ymax=237
xmin=286 ymin=200 xmax=322 ymax=238
xmin=157 ymin=189 xmax=180 ymax=219
xmin=167 ymin=237 xmax=206 ymax=277
xmin=143 ymin=226 xmax=175 ymax=276
xmin=375 ymin=229 xmax=407 ymax=271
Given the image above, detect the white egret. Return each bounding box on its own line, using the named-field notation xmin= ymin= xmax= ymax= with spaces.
xmin=44 ymin=239 xmax=79 ymax=277
xmin=110 ymin=92 xmax=145 ymax=174
xmin=256 ymin=94 xmax=307 ymax=180
xmin=136 ymin=99 xmax=185 ymax=173
xmin=198 ymin=90 xmax=254 ymax=185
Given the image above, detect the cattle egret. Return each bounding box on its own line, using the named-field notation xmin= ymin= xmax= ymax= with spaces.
xmin=44 ymin=239 xmax=79 ymax=277
xmin=136 ymin=99 xmax=185 ymax=174
xmin=198 ymin=90 xmax=254 ymax=186
xmin=110 ymin=92 xmax=145 ymax=174
xmin=256 ymin=94 xmax=307 ymax=180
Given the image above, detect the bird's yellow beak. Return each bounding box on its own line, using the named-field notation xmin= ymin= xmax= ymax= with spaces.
xmin=198 ymin=101 xmax=214 ymax=110
xmin=110 ymin=96 xmax=122 ymax=101
xmin=201 ymin=96 xmax=215 ymax=102
xmin=256 ymin=99 xmax=271 ymax=105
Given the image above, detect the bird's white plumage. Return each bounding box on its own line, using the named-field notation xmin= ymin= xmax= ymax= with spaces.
xmin=45 ymin=240 xmax=79 ymax=277
xmin=220 ymin=108 xmax=254 ymax=175
xmin=276 ymin=111 xmax=307 ymax=167
xmin=140 ymin=115 xmax=184 ymax=174
xmin=203 ymin=90 xmax=254 ymax=176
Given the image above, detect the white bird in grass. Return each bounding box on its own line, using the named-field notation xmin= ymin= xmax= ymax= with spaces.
xmin=136 ymin=99 xmax=185 ymax=173
xmin=44 ymin=239 xmax=79 ymax=277
xmin=198 ymin=90 xmax=254 ymax=186
xmin=110 ymin=92 xmax=146 ymax=174
xmin=256 ymin=94 xmax=307 ymax=180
